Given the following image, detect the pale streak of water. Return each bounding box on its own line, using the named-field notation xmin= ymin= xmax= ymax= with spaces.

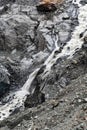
xmin=0 ymin=68 xmax=39 ymax=121
xmin=0 ymin=0 xmax=86 ymax=121
xmin=22 ymin=68 xmax=40 ymax=92
xmin=42 ymin=1 xmax=87 ymax=78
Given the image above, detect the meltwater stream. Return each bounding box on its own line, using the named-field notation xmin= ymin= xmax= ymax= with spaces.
xmin=0 ymin=68 xmax=40 ymax=120
xmin=42 ymin=0 xmax=87 ymax=77
xmin=0 ymin=0 xmax=87 ymax=121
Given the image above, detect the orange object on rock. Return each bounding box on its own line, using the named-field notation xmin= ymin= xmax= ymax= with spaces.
xmin=41 ymin=0 xmax=63 ymax=4
xmin=36 ymin=0 xmax=64 ymax=12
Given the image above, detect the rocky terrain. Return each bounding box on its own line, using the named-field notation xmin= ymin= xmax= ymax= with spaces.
xmin=0 ymin=0 xmax=87 ymax=129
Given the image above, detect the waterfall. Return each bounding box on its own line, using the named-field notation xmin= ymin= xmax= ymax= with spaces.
xmin=0 ymin=0 xmax=87 ymax=121
xmin=22 ymin=68 xmax=40 ymax=92
xmin=0 ymin=68 xmax=40 ymax=121
xmin=41 ymin=1 xmax=87 ymax=77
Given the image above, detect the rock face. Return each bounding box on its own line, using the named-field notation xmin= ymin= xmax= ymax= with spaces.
xmin=24 ymin=91 xmax=45 ymax=108
xmin=0 ymin=0 xmax=87 ymax=129
xmin=0 ymin=46 xmax=87 ymax=130
xmin=0 ymin=64 xmax=10 ymax=97
xmin=0 ymin=11 xmax=37 ymax=51
xmin=0 ymin=82 xmax=10 ymax=98
xmin=0 ymin=0 xmax=77 ymax=89
xmin=0 ymin=0 xmax=15 ymax=6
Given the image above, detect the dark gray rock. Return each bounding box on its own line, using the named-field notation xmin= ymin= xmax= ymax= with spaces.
xmin=0 ymin=5 xmax=9 ymax=15
xmin=0 ymin=82 xmax=10 ymax=98
xmin=0 ymin=64 xmax=10 ymax=97
xmin=80 ymin=0 xmax=87 ymax=5
xmin=24 ymin=91 xmax=45 ymax=108
xmin=0 ymin=64 xmax=10 ymax=84
xmin=67 ymin=4 xmax=79 ymax=19
xmin=0 ymin=126 xmax=9 ymax=130
xmin=0 ymin=1 xmax=86 ymax=130
xmin=16 ymin=0 xmax=39 ymax=6
xmin=0 ymin=0 xmax=15 ymax=6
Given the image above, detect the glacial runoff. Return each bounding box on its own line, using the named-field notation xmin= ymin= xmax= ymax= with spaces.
xmin=0 ymin=0 xmax=87 ymax=121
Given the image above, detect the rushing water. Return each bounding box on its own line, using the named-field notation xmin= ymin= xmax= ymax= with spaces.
xmin=42 ymin=0 xmax=87 ymax=77
xmin=0 ymin=69 xmax=39 ymax=120
xmin=0 ymin=0 xmax=87 ymax=121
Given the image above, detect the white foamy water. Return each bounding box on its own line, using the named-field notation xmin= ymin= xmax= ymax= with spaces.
xmin=42 ymin=1 xmax=87 ymax=77
xmin=22 ymin=68 xmax=40 ymax=92
xmin=0 ymin=68 xmax=39 ymax=120
xmin=0 ymin=0 xmax=87 ymax=121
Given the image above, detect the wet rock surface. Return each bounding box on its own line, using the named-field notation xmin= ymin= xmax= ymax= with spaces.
xmin=0 ymin=0 xmax=77 ymax=93
xmin=0 ymin=0 xmax=87 ymax=129
xmin=0 ymin=64 xmax=10 ymax=97
xmin=0 ymin=53 xmax=87 ymax=129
